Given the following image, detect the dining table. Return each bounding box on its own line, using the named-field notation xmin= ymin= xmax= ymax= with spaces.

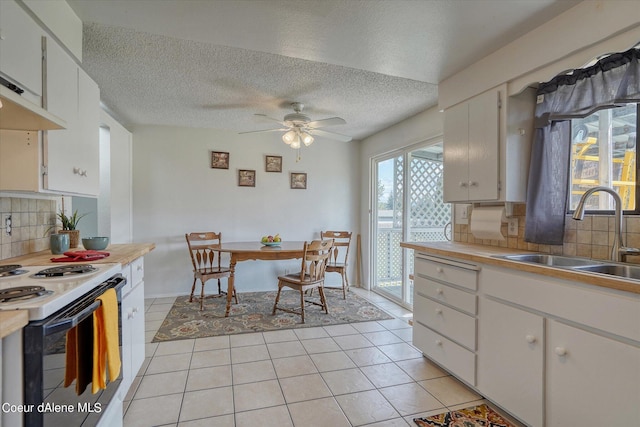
xmin=216 ymin=241 xmax=307 ymax=316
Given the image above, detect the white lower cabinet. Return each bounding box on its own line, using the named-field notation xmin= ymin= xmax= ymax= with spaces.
xmin=477 ymin=297 xmax=544 ymax=427
xmin=546 ymin=320 xmax=640 ymax=427
xmin=477 ymin=264 xmax=640 ymax=427
xmin=120 ymin=258 xmax=145 ymax=400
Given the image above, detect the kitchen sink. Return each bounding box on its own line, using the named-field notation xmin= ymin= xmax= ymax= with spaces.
xmin=495 ymin=253 xmax=640 ymax=281
xmin=494 ymin=254 xmax=601 ymax=267
xmin=571 ymin=264 xmax=640 ymax=280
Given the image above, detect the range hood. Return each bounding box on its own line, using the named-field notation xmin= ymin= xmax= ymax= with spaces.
xmin=0 ymin=85 xmax=66 ymax=131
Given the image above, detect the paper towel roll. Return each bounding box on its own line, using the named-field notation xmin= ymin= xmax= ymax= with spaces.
xmin=470 ymin=206 xmax=506 ymax=241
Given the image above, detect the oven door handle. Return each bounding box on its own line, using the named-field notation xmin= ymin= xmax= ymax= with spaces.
xmin=45 ymin=300 xmax=101 ymax=334
xmin=38 ymin=275 xmax=126 ymax=335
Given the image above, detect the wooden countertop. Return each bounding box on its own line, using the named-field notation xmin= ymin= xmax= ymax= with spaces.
xmin=0 ymin=310 xmax=29 ymax=339
xmin=4 ymin=243 xmax=155 ymax=267
xmin=401 ymin=241 xmax=640 ymax=294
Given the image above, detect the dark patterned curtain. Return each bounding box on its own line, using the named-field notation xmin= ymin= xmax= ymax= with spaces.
xmin=525 ymin=47 xmax=640 ymax=244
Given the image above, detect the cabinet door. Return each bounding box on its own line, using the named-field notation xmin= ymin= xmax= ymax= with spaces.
xmin=478 ymin=298 xmax=544 ymax=427
xmin=0 ymin=0 xmax=43 ymax=95
xmin=547 ymin=320 xmax=640 ymax=427
xmin=443 ymin=100 xmax=469 ymax=202
xmin=120 ymin=280 xmax=145 ymax=397
xmin=120 ymin=288 xmax=133 ymax=395
xmin=467 ymin=89 xmax=499 ymax=201
xmin=45 ymin=38 xmax=79 ymax=193
xmin=74 ymin=68 xmax=100 ymax=195
xmin=443 ymin=88 xmax=500 ymax=202
xmin=45 ymin=38 xmax=101 ymax=196
xmin=129 ymin=281 xmax=146 ymax=379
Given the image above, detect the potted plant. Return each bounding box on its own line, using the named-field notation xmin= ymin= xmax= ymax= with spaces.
xmin=54 ymin=209 xmax=87 ymax=248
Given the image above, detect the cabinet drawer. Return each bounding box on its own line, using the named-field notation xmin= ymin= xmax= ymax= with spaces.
xmin=414 ymin=296 xmax=476 ymax=350
xmin=413 ymin=322 xmax=476 ymax=386
xmin=415 ymin=256 xmax=477 ymax=290
xmin=415 ymin=277 xmax=477 ymax=315
xmin=130 ymin=257 xmax=144 ymax=286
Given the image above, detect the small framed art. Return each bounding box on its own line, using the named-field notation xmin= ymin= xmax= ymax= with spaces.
xmin=238 ymin=169 xmax=256 ymax=187
xmin=211 ymin=151 xmax=229 ymax=169
xmin=265 ymin=155 xmax=282 ymax=172
xmin=290 ymin=172 xmax=307 ymax=189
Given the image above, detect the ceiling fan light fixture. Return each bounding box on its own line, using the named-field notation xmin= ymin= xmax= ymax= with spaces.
xmin=290 ymin=137 xmax=301 ymax=149
xmin=282 ymin=130 xmax=296 ymax=145
xmin=301 ymin=132 xmax=314 ymax=146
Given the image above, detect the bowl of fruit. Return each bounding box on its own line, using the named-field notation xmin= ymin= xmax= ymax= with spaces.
xmin=261 ymin=234 xmax=282 ymax=246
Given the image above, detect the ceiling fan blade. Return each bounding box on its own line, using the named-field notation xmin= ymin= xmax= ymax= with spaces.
xmin=306 ymin=117 xmax=347 ymax=128
xmin=239 ymin=128 xmax=288 ymax=135
xmin=309 ymin=128 xmax=352 ymax=142
xmin=254 ymin=113 xmax=284 ymax=124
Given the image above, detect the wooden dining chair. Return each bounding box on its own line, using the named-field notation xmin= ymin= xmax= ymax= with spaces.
xmin=272 ymin=239 xmax=334 ymax=323
xmin=185 ymin=232 xmax=237 ymax=310
xmin=320 ymin=230 xmax=352 ymax=299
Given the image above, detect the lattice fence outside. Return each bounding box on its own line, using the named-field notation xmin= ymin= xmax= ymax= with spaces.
xmin=376 ymin=155 xmax=450 ymax=284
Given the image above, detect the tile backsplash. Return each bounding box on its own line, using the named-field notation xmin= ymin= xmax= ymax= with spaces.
xmin=0 ymin=197 xmax=57 ymax=260
xmin=454 ymin=203 xmax=640 ymax=264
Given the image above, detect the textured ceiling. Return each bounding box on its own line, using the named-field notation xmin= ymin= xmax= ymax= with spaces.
xmin=67 ymin=0 xmax=581 ymax=141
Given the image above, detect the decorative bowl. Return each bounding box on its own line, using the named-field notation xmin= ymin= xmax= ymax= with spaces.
xmin=261 ymin=241 xmax=281 ymax=247
xmin=82 ymin=237 xmax=110 ymax=250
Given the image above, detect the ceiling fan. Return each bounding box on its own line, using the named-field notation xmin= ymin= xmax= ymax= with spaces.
xmin=239 ymin=102 xmax=352 ymax=149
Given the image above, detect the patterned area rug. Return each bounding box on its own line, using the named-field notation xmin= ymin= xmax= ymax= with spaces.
xmin=414 ymin=404 xmax=516 ymax=427
xmin=152 ymin=288 xmax=394 ymax=342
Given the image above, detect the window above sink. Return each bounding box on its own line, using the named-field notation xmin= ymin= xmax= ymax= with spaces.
xmin=569 ymin=103 xmax=638 ymax=215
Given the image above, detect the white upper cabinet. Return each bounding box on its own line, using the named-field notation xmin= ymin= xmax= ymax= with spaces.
xmin=443 ymin=85 xmax=535 ymax=203
xmin=45 ymin=37 xmax=100 ymax=196
xmin=443 ymin=87 xmax=499 ymax=202
xmin=0 ymin=0 xmax=43 ymax=96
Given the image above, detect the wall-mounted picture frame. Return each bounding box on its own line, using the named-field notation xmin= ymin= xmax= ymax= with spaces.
xmin=265 ymin=155 xmax=282 ymax=172
xmin=238 ymin=169 xmax=256 ymax=187
xmin=290 ymin=172 xmax=307 ymax=189
xmin=211 ymin=151 xmax=230 ymax=169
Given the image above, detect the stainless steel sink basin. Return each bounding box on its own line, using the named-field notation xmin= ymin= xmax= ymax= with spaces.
xmin=494 ymin=253 xmax=639 ymax=282
xmin=494 ymin=254 xmax=601 ymax=267
xmin=571 ymin=264 xmax=640 ymax=280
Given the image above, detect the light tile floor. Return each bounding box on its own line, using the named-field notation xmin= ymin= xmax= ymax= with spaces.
xmin=123 ymin=288 xmax=503 ymax=427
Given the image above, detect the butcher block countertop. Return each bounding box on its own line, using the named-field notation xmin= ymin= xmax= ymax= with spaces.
xmin=4 ymin=243 xmax=155 ymax=267
xmin=401 ymin=241 xmax=640 ymax=295
xmin=0 ymin=310 xmax=29 ymax=339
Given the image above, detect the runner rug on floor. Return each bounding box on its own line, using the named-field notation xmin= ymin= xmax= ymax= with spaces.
xmin=413 ymin=404 xmax=516 ymax=427
xmin=152 ymin=288 xmax=394 ymax=342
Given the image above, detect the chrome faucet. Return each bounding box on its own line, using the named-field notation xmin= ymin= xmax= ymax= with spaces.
xmin=572 ymin=186 xmax=640 ymax=262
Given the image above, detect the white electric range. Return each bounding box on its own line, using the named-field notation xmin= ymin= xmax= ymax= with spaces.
xmin=0 ymin=263 xmax=122 ymax=321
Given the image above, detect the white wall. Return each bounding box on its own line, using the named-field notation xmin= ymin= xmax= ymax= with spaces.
xmin=101 ymin=110 xmax=133 ymax=243
xmin=359 ymin=107 xmax=444 ymax=288
xmin=132 ymin=125 xmax=359 ymax=298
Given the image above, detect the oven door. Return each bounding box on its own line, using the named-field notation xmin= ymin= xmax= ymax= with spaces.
xmin=23 ymin=274 xmax=126 ymax=427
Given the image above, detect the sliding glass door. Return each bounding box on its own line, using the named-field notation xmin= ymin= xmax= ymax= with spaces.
xmin=372 ymin=143 xmax=450 ymax=307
